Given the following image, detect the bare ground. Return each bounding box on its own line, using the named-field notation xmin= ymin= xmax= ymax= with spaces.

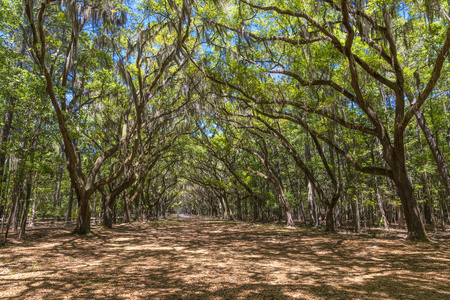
xmin=1 ymin=216 xmax=449 ymax=299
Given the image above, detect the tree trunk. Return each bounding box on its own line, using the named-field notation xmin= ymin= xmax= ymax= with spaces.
xmin=297 ymin=176 xmax=307 ymax=226
xmin=353 ymin=193 xmax=361 ymax=233
xmin=140 ymin=194 xmax=145 ymax=222
xmin=219 ymin=192 xmax=227 ymax=219
xmin=160 ymin=196 xmax=166 ymax=219
xmin=66 ymin=185 xmax=74 ymax=224
xmin=211 ymin=200 xmax=218 ymax=217
xmin=124 ymin=193 xmax=132 ymax=223
xmin=103 ymin=198 xmax=114 ymax=229
xmin=422 ymin=171 xmax=435 ymax=229
xmin=307 ymin=179 xmax=318 ymax=227
xmin=325 ymin=193 xmax=340 ymax=232
xmin=326 ymin=204 xmax=334 ymax=232
xmin=236 ymin=194 xmax=242 ymax=220
xmin=0 ymin=200 xmax=4 ymax=224
xmin=93 ymin=192 xmax=97 ymax=225
xmin=325 ymin=203 xmax=335 ymax=232
xmin=397 ymin=206 xmax=405 ymax=228
xmin=18 ymin=138 xmax=38 ymax=239
xmin=252 ymin=198 xmax=258 ymax=221
xmin=334 ymin=205 xmax=341 ymax=227
xmin=11 ymin=168 xmax=24 ymax=233
xmin=113 ymin=204 xmax=117 ymax=224
xmin=30 ymin=187 xmax=37 ymax=227
xmin=1 ymin=157 xmax=23 ymax=244
xmin=222 ymin=192 xmax=233 ymax=220
xmin=258 ymin=198 xmax=267 ymax=223
xmin=274 ymin=145 xmax=284 ymax=223
xmin=374 ymin=177 xmax=389 ymax=230
xmin=18 ymin=177 xmax=34 ymax=240
xmin=102 ymin=174 xmax=139 ymax=228
xmin=439 ymin=196 xmax=448 ymax=231
xmin=53 ymin=162 xmax=64 ymax=225
xmin=390 ymin=159 xmax=428 ymax=241
xmin=135 ymin=195 xmax=139 ymax=222
xmin=437 ymin=180 xmax=448 ymax=231
xmin=279 ymin=191 xmax=294 ymax=226
xmin=1 ymin=196 xmax=17 ymax=245
xmin=243 ymin=197 xmax=248 ymax=218
xmin=13 ymin=195 xmax=23 ymax=233
xmin=277 ymin=198 xmax=283 ymax=222
xmin=75 ymin=194 xmax=91 ymax=234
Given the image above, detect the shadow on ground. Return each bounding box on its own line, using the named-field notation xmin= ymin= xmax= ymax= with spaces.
xmin=1 ymin=217 xmax=449 ymax=299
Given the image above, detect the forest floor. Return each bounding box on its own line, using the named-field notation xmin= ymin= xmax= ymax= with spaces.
xmin=1 ymin=216 xmax=449 ymax=299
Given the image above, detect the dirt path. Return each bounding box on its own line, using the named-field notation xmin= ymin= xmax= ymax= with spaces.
xmin=1 ymin=217 xmax=449 ymax=299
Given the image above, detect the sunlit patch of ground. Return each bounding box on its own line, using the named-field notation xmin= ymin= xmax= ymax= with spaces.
xmin=1 ymin=217 xmax=449 ymax=299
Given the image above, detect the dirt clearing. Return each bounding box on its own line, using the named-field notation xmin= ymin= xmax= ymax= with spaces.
xmin=1 ymin=217 xmax=449 ymax=299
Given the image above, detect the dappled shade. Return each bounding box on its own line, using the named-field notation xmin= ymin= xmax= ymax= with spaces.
xmin=1 ymin=217 xmax=449 ymax=299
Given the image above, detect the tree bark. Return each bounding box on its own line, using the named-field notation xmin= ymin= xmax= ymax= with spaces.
xmin=222 ymin=191 xmax=233 ymax=220
xmin=218 ymin=192 xmax=227 ymax=219
xmin=11 ymin=163 xmax=25 ymax=233
xmin=258 ymin=198 xmax=267 ymax=223
xmin=278 ymin=187 xmax=294 ymax=226
xmin=18 ymin=135 xmax=38 ymax=239
xmin=93 ymin=192 xmax=97 ymax=224
xmin=252 ymin=198 xmax=258 ymax=221
xmin=30 ymin=187 xmax=37 ymax=227
xmin=2 ymin=200 xmax=16 ymax=245
xmin=297 ymin=177 xmax=307 ymax=226
xmin=389 ymin=149 xmax=428 ymax=240
xmin=11 ymin=194 xmax=21 ymax=233
xmin=124 ymin=192 xmax=132 ymax=223
xmin=75 ymin=193 xmax=91 ymax=234
xmin=113 ymin=204 xmax=117 ymax=224
xmin=53 ymin=161 xmax=64 ymax=225
xmin=236 ymin=193 xmax=242 ymax=220
xmin=325 ymin=194 xmax=340 ymax=232
xmin=438 ymin=181 xmax=448 ymax=231
xmin=103 ymin=198 xmax=114 ymax=229
xmin=353 ymin=192 xmax=361 ymax=233
xmin=374 ymin=176 xmax=389 ymax=230
xmin=307 ymin=179 xmax=318 ymax=227
xmin=18 ymin=177 xmax=33 ymax=240
xmin=159 ymin=195 xmax=165 ymax=219
xmin=66 ymin=184 xmax=74 ymax=224
xmin=422 ymin=171 xmax=435 ymax=227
